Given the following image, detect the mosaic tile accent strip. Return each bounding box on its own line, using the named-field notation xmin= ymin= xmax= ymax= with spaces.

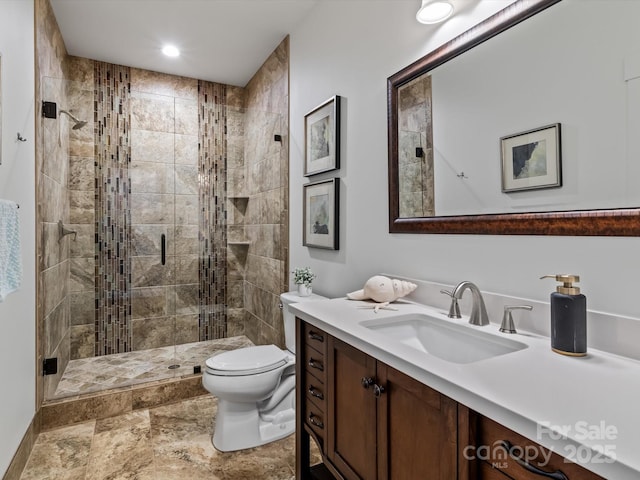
xmin=94 ymin=62 xmax=133 ymax=355
xmin=198 ymin=80 xmax=228 ymax=341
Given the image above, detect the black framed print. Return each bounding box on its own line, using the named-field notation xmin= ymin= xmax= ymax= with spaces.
xmin=304 ymin=95 xmax=341 ymax=176
xmin=303 ymin=178 xmax=339 ymax=250
xmin=501 ymin=123 xmax=562 ymax=193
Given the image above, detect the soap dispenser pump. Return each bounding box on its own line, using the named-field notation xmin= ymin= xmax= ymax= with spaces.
xmin=540 ymin=274 xmax=587 ymax=357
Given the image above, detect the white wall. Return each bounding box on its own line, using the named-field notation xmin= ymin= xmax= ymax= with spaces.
xmin=0 ymin=0 xmax=36 ymax=474
xmin=289 ymin=1 xmax=640 ymax=323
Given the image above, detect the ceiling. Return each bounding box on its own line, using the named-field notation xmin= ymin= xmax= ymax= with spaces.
xmin=49 ymin=0 xmax=319 ymax=87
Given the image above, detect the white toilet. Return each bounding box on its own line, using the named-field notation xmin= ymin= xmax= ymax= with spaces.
xmin=202 ymin=291 xmax=327 ymax=452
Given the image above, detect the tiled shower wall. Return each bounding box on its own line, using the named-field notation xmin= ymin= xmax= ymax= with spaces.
xmin=242 ymin=37 xmax=290 ymax=347
xmin=128 ymin=69 xmax=201 ymax=352
xmin=397 ymin=74 xmax=435 ymax=217
xmin=68 ymin=66 xmax=241 ymax=358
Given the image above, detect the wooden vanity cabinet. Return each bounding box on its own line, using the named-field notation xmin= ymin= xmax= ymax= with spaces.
xmin=297 ymin=319 xmax=459 ymax=480
xmin=296 ymin=319 xmax=605 ymax=480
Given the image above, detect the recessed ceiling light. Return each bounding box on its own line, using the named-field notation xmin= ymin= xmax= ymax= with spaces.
xmin=162 ymin=45 xmax=180 ymax=57
xmin=416 ymin=1 xmax=454 ymax=24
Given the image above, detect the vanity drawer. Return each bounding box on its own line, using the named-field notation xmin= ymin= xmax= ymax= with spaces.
xmin=476 ymin=415 xmax=605 ymax=480
xmin=305 ymin=369 xmax=326 ymax=412
xmin=305 ymin=347 xmax=326 ymax=384
xmin=304 ymin=323 xmax=327 ymax=354
xmin=305 ymin=396 xmax=326 ymax=440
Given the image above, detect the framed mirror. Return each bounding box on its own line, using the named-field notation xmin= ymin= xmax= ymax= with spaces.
xmin=388 ymin=0 xmax=640 ymax=235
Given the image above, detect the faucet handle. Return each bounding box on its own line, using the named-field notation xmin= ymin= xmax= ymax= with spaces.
xmin=440 ymin=289 xmax=461 ymax=318
xmin=500 ymin=305 xmax=533 ymax=334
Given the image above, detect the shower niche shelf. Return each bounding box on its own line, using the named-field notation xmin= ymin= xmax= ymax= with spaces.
xmin=228 ymin=196 xmax=249 ymax=217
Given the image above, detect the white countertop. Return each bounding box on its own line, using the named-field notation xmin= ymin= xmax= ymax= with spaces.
xmin=290 ymin=297 xmax=640 ymax=479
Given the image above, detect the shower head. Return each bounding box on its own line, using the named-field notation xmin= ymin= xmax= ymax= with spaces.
xmin=59 ymin=109 xmax=87 ymax=130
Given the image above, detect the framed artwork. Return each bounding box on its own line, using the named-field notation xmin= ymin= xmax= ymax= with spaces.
xmin=501 ymin=123 xmax=562 ymax=193
xmin=304 ymin=95 xmax=341 ymax=176
xmin=303 ymin=178 xmax=339 ymax=250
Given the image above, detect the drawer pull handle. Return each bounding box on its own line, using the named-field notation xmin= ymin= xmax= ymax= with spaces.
xmin=308 ymin=386 xmax=324 ymax=400
xmin=500 ymin=441 xmax=568 ymax=480
xmin=308 ymin=413 xmax=324 ymax=429
xmin=361 ymin=377 xmax=374 ymax=389
xmin=308 ymin=358 xmax=324 ymax=371
xmin=308 ymin=331 xmax=324 ymax=342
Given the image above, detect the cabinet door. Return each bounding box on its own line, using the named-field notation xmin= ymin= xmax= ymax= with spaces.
xmin=376 ymin=363 xmax=458 ymax=479
xmin=327 ymin=337 xmax=377 ymax=480
xmin=472 ymin=413 xmax=605 ymax=480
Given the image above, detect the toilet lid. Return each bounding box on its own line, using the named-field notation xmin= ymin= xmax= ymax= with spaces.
xmin=205 ymin=345 xmax=289 ymax=376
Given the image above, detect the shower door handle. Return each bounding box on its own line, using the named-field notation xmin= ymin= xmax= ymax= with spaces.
xmin=161 ymin=234 xmax=166 ymax=265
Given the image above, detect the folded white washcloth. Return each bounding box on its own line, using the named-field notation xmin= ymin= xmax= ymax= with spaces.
xmin=0 ymin=199 xmax=22 ymax=302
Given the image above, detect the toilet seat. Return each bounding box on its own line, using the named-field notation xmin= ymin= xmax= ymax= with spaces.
xmin=205 ymin=345 xmax=289 ymax=376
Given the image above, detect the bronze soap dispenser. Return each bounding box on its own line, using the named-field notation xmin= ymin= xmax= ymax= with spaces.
xmin=540 ymin=274 xmax=587 ymax=357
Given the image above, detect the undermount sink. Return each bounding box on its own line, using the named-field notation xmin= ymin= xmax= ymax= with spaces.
xmin=360 ymin=313 xmax=527 ymax=364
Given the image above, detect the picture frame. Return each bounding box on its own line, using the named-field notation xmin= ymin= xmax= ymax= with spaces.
xmin=304 ymin=95 xmax=341 ymax=176
xmin=501 ymin=123 xmax=562 ymax=193
xmin=303 ymin=178 xmax=339 ymax=250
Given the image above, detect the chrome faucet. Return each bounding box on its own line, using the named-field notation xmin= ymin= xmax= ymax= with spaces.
xmin=440 ymin=289 xmax=461 ymax=318
xmin=452 ymin=281 xmax=489 ymax=326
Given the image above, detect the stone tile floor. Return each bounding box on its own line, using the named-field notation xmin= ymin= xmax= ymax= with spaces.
xmin=21 ymin=395 xmax=301 ymax=480
xmin=54 ymin=336 xmax=254 ymax=399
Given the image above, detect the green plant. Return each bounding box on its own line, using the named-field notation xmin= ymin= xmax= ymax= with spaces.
xmin=292 ymin=267 xmax=316 ymax=287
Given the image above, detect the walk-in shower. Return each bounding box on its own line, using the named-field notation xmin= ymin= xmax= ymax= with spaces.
xmin=39 ymin=63 xmax=253 ymax=401
xmin=38 ymin=42 xmax=289 ymax=403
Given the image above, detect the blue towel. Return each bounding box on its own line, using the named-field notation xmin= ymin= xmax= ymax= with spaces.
xmin=0 ymin=199 xmax=22 ymax=302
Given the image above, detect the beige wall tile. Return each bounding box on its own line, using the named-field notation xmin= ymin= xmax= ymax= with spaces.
xmin=42 ymin=260 xmax=69 ymax=316
xmin=175 ymin=314 xmax=199 ymax=344
xmin=70 ymin=291 xmax=94 ymax=326
xmin=174 ymin=98 xmax=198 ymax=135
xmin=132 ymin=286 xmax=169 ymax=319
xmin=174 ymin=134 xmax=198 ymax=165
xmin=130 ymin=162 xmax=173 ymax=194
xmin=70 ymin=257 xmax=94 ymax=292
xmin=131 ymin=193 xmax=175 ymax=224
xmin=131 ymin=225 xmax=173 ymax=256
xmin=131 ymin=92 xmax=175 ymax=133
xmin=131 ymin=68 xmax=197 ymax=100
xmin=175 ymin=255 xmax=199 ymax=285
xmin=131 ymin=129 xmax=174 ymax=164
xmin=173 ymin=225 xmax=198 ymax=255
xmin=68 ymin=156 xmax=94 ymax=191
xmin=132 ymin=317 xmax=175 ymax=350
xmin=70 ymin=324 xmax=95 ymax=360
xmin=69 ymin=190 xmax=94 ymax=224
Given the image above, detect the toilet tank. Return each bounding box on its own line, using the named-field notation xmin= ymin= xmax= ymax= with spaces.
xmin=280 ymin=291 xmax=328 ymax=354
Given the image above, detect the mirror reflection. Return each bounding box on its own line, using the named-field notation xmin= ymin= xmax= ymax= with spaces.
xmin=396 ymin=0 xmax=640 ymax=219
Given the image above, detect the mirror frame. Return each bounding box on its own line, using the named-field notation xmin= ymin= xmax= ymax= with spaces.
xmin=388 ymin=0 xmax=640 ymax=236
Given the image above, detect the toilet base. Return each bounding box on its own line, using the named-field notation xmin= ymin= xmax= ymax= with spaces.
xmin=212 ymin=391 xmax=295 ymax=452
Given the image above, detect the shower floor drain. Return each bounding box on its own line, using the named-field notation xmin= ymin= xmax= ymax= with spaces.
xmin=168 ymin=364 xmax=180 ymax=370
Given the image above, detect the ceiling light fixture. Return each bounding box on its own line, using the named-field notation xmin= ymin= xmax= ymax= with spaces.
xmin=416 ymin=0 xmax=454 ymax=24
xmin=162 ymin=45 xmax=180 ymax=57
